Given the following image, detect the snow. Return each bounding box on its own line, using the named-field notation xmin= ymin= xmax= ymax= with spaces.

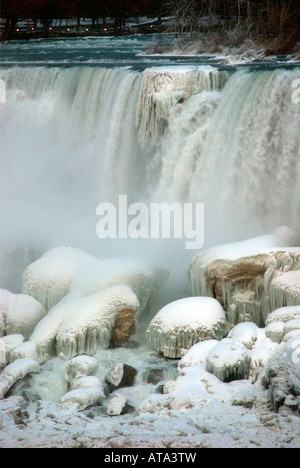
xmin=147 ymin=297 xmax=226 ymax=358
xmin=0 ymin=358 xmax=40 ymax=399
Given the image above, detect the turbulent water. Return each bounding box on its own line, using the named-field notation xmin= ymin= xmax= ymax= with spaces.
xmin=0 ymin=38 xmax=300 ymax=292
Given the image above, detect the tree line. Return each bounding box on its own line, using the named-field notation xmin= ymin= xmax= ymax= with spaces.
xmin=1 ymin=0 xmax=299 ymax=50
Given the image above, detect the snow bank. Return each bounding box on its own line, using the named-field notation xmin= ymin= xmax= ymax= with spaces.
xmin=22 ymin=247 xmax=96 ymax=310
xmin=0 ymin=358 xmax=40 ymax=399
xmin=147 ymin=297 xmax=226 ymax=358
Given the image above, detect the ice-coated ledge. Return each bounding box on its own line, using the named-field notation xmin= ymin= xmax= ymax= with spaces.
xmin=189 ymin=232 xmax=300 ymax=327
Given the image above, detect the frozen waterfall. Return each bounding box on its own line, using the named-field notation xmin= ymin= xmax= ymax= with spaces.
xmin=1 ymin=65 xmax=300 ymax=291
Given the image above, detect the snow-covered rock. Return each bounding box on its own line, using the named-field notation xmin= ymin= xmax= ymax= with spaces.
xmin=0 ymin=335 xmax=24 ymax=366
xmin=29 ymin=285 xmax=140 ymax=361
xmin=263 ymin=339 xmax=300 ymax=412
xmin=189 ymin=235 xmax=300 ymax=327
xmin=56 ymin=286 xmax=140 ymax=360
xmin=65 ymin=356 xmax=98 ymax=383
xmin=265 ymin=321 xmax=285 ymax=344
xmin=0 ymin=289 xmax=47 ymax=339
xmin=206 ymin=339 xmax=251 ymax=382
xmin=266 ymin=305 xmax=300 ymax=325
xmin=228 ymin=323 xmax=259 ymax=350
xmin=107 ymin=394 xmax=128 ymax=416
xmin=0 ymin=358 xmax=40 ymax=399
xmin=61 ymin=387 xmax=104 ymax=411
xmin=10 ymin=341 xmax=39 ymax=363
xmin=22 ymin=247 xmax=96 ymax=310
xmin=147 ymin=297 xmax=226 ymax=359
xmin=105 ymin=362 xmax=137 ymax=392
xmin=270 ymin=270 xmax=300 ymax=310
xmin=178 ymin=340 xmax=219 ymax=373
xmin=71 ymin=376 xmax=102 ymax=391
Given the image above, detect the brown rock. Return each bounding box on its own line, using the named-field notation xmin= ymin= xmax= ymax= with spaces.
xmin=111 ymin=309 xmax=136 ymax=347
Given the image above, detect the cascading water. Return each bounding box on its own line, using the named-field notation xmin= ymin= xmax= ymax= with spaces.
xmin=1 ymin=65 xmax=300 ymax=292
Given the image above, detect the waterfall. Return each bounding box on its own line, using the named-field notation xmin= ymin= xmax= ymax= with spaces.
xmin=1 ymin=65 xmax=300 ymax=291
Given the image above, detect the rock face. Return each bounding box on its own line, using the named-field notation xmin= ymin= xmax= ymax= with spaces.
xmin=189 ymin=236 xmax=300 ymax=327
xmin=106 ymin=394 xmax=134 ymax=416
xmin=111 ymin=309 xmax=136 ymax=347
xmin=105 ymin=362 xmax=137 ymax=393
xmin=146 ymin=297 xmax=226 ymax=359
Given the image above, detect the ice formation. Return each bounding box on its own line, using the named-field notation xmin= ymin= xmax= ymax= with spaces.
xmin=136 ymin=66 xmax=228 ymax=147
xmin=265 ymin=321 xmax=285 ymax=344
xmin=0 ymin=358 xmax=40 ymax=399
xmin=206 ymin=339 xmax=251 ymax=382
xmin=56 ymin=286 xmax=140 ymax=359
xmin=0 ymin=289 xmax=46 ymax=339
xmin=22 ymin=247 xmax=96 ymax=310
xmin=10 ymin=342 xmax=39 ymax=363
xmin=263 ymin=338 xmax=300 ymax=411
xmin=65 ymin=356 xmax=98 ymax=383
xmin=266 ymin=305 xmax=300 ymax=324
xmin=0 ymin=335 xmax=24 ymax=366
xmin=147 ymin=297 xmax=226 ymax=358
xmin=21 ymin=248 xmax=166 ymax=362
xmin=189 ymin=235 xmax=300 ymax=327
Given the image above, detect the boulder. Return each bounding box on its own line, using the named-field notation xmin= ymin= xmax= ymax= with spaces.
xmin=105 ymin=362 xmax=137 ymax=393
xmin=147 ymin=297 xmax=226 ymax=359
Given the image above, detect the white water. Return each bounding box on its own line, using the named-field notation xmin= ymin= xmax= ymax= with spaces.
xmin=1 ymin=65 xmax=300 ymax=292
